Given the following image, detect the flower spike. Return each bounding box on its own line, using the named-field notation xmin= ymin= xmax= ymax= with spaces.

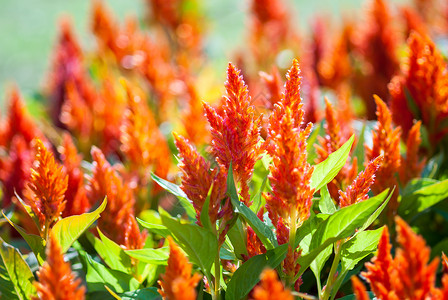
xmin=204 ymin=62 xmax=263 ymax=206
xmin=33 ymin=233 xmax=85 ymax=300
xmin=158 ymin=237 xmax=202 ymax=300
xmin=252 ymin=268 xmax=294 ymax=300
xmin=27 ymin=139 xmax=68 ymax=236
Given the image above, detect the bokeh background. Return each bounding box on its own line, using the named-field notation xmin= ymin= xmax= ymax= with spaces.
xmin=0 ymin=0 xmax=408 ymax=99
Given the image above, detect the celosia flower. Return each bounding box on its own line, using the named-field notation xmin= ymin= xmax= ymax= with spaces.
xmin=46 ymin=18 xmax=84 ymax=128
xmin=365 ymin=96 xmax=401 ymax=213
xmin=123 ymin=214 xmax=148 ymax=250
xmin=264 ymin=60 xmax=315 ymax=225
xmin=362 ymin=217 xmax=444 ymax=299
xmin=1 ymin=87 xmax=44 ymax=147
xmin=27 ymin=139 xmax=68 ymax=236
xmin=120 ymin=80 xmax=171 ymax=180
xmin=204 ymin=63 xmax=263 ymax=206
xmin=353 ymin=0 xmax=399 ymax=119
xmin=180 ymin=76 xmax=210 ymax=146
xmin=339 ymin=155 xmax=383 ymax=208
xmin=252 ymin=268 xmax=294 ymax=300
xmin=0 ymin=136 xmax=33 ymax=207
xmin=399 ymin=121 xmax=425 ymax=185
xmin=88 ymin=147 xmax=145 ymax=248
xmin=59 ymin=133 xmax=90 ymax=217
xmin=174 ymin=133 xmax=233 ymax=245
xmin=259 ymin=66 xmax=283 ymax=109
xmin=351 ymin=276 xmax=370 ymax=300
xmin=158 ymin=236 xmax=202 ymax=300
xmin=315 ymin=98 xmax=358 ymax=201
xmin=389 ymin=32 xmax=448 ymax=144
xmin=33 ymin=234 xmax=85 ymax=300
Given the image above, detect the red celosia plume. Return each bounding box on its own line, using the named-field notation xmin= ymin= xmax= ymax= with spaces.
xmin=204 ymin=63 xmax=263 ymax=206
xmin=252 ymin=268 xmax=294 ymax=300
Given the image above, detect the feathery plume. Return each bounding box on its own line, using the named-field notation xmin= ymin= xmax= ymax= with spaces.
xmin=264 ymin=60 xmax=314 ymax=225
xmin=158 ymin=237 xmax=202 ymax=300
xmin=88 ymin=147 xmax=141 ymax=247
xmin=363 ymin=217 xmax=444 ymax=299
xmin=33 ymin=234 xmax=85 ymax=300
xmin=59 ymin=134 xmax=90 ymax=217
xmin=399 ymin=121 xmax=425 ymax=185
xmin=204 ymin=63 xmax=262 ymax=206
xmin=353 ymin=0 xmax=399 ymax=119
xmin=351 ymin=276 xmax=370 ymax=300
xmin=389 ymin=32 xmax=448 ymax=144
xmin=252 ymin=268 xmax=294 ymax=300
xmin=27 ymin=139 xmax=68 ymax=236
xmin=366 ymin=96 xmax=401 ymax=213
xmin=339 ymin=155 xmax=383 ymax=207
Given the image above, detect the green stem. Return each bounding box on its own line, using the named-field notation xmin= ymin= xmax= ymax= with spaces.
xmin=321 ymin=241 xmax=342 ymax=300
xmin=212 ymin=251 xmax=221 ymax=300
xmin=287 ymin=208 xmax=297 ymax=287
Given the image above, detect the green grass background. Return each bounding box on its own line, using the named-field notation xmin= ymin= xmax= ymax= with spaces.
xmin=0 ymin=0 xmax=407 ymax=100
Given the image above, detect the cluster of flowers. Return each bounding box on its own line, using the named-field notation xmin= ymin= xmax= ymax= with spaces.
xmin=1 ymin=0 xmax=448 ymax=299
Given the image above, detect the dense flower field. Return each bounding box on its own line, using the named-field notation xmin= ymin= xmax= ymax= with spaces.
xmin=1 ymin=0 xmax=448 ymax=299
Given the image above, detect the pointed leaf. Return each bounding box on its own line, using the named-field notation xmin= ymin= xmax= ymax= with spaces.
xmin=125 ymin=248 xmax=169 ymax=265
xmin=151 ymin=173 xmax=196 ymax=220
xmin=399 ymin=179 xmax=448 ymax=219
xmin=296 ymin=191 xmax=387 ymax=277
xmin=319 ymin=185 xmax=336 ymax=214
xmin=225 ymin=244 xmax=288 ymax=300
xmin=136 ymin=218 xmax=169 ymax=237
xmin=2 ymin=211 xmax=45 ymax=264
xmin=227 ymin=164 xmax=277 ymax=249
xmin=52 ymin=198 xmax=107 ymax=253
xmin=160 ymin=210 xmax=217 ymax=275
xmin=78 ymin=250 xmax=139 ymax=293
xmin=227 ymin=217 xmax=248 ymax=259
xmin=0 ymin=238 xmax=37 ymax=299
xmin=311 ymin=135 xmax=354 ymax=191
xmin=200 ymin=184 xmax=214 ymax=232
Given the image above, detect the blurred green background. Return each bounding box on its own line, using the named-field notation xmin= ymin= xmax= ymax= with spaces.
xmin=0 ymin=0 xmax=407 ymax=99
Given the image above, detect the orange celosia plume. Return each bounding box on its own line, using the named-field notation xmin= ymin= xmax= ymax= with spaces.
xmin=252 ymin=268 xmax=294 ymax=300
xmin=33 ymin=234 xmax=85 ymax=300
xmin=366 ymin=96 xmax=401 ymax=213
xmin=88 ymin=147 xmax=146 ymax=249
xmin=204 ymin=63 xmax=263 ymax=206
xmin=158 ymin=236 xmax=202 ymax=300
xmin=389 ymin=31 xmax=448 ymax=144
xmin=27 ymin=139 xmax=68 ymax=235
xmin=400 ymin=121 xmax=425 ymax=185
xmin=339 ymin=155 xmax=383 ymax=208
xmin=362 ymin=217 xmax=445 ymax=299
xmin=264 ymin=59 xmax=315 ymax=225
xmin=351 ymin=276 xmax=370 ymax=300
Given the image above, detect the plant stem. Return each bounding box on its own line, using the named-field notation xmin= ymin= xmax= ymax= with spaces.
xmin=321 ymin=241 xmax=342 ymax=300
xmin=212 ymin=251 xmax=221 ymax=300
xmin=287 ymin=208 xmax=297 ymax=287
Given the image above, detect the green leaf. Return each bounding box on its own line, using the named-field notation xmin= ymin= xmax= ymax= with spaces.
xmin=160 ymin=209 xmax=217 ymax=276
xmin=401 ymin=178 xmax=438 ymax=197
xmin=52 ymin=198 xmax=107 ymax=253
xmin=200 ymin=184 xmax=214 ymax=232
xmin=399 ymin=179 xmax=448 ymax=219
xmin=151 ymin=173 xmax=196 ymax=220
xmin=227 ymin=164 xmax=277 ymax=249
xmin=87 ymin=287 xmax=162 ymax=300
xmin=296 ymin=192 xmax=386 ymax=277
xmin=337 ymin=292 xmax=375 ymax=300
xmin=2 ymin=211 xmax=46 ymax=264
xmin=0 ymin=238 xmax=37 ymax=300
xmin=359 ymin=189 xmax=391 ymax=232
xmin=311 ymin=135 xmax=355 ymax=191
xmin=125 ymin=248 xmax=169 ymax=265
xmin=78 ymin=250 xmax=139 ymax=293
xmin=225 ymin=244 xmax=288 ymax=300
xmin=227 ymin=217 xmax=248 ymax=259
xmin=319 ymin=185 xmax=336 ymax=214
xmin=310 ymin=244 xmax=332 ymax=290
xmin=89 ymin=229 xmax=132 ymax=273
xmin=136 ymin=218 xmax=169 ymax=237
xmin=340 ymin=227 xmax=384 ymax=272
